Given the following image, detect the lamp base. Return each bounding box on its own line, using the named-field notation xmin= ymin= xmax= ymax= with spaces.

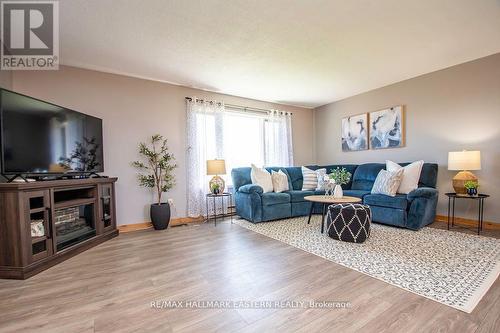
xmin=452 ymin=171 xmax=477 ymax=195
xmin=209 ymin=175 xmax=225 ymax=194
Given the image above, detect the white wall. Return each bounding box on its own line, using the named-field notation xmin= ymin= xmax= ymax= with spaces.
xmin=314 ymin=53 xmax=500 ymax=223
xmin=11 ymin=66 xmax=315 ymax=225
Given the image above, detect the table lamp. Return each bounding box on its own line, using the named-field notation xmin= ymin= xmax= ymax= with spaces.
xmin=207 ymin=159 xmax=226 ymax=194
xmin=448 ymin=150 xmax=481 ymax=194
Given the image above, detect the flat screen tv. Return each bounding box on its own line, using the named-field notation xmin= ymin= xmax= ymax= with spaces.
xmin=0 ymin=89 xmax=104 ymax=176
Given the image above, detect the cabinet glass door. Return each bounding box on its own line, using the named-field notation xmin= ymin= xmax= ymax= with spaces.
xmin=100 ymin=184 xmax=114 ymax=231
xmin=26 ymin=190 xmax=52 ymax=262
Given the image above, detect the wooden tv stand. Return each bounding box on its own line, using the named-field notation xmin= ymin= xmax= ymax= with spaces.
xmin=0 ymin=177 xmax=118 ymax=279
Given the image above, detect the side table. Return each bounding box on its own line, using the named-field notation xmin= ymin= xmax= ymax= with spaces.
xmin=445 ymin=193 xmax=489 ymax=235
xmin=205 ymin=193 xmax=233 ymax=226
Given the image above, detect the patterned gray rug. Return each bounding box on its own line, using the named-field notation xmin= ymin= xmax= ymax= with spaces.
xmin=234 ymin=216 xmax=500 ymax=313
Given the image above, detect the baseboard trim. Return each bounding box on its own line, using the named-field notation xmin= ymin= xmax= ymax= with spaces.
xmin=118 ymin=216 xmax=205 ymax=233
xmin=434 ymin=215 xmax=500 ymax=230
xmin=118 ymin=222 xmax=153 ymax=233
xmin=119 ymin=215 xmax=499 ymax=233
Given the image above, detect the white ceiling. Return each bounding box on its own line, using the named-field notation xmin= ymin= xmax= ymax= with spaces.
xmin=58 ymin=0 xmax=500 ymax=108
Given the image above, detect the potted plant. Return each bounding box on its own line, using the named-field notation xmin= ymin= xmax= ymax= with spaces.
xmin=132 ymin=135 xmax=177 ymax=230
xmin=210 ymin=182 xmax=221 ymax=195
xmin=328 ymin=167 xmax=352 ymax=199
xmin=464 ymin=180 xmax=479 ymax=196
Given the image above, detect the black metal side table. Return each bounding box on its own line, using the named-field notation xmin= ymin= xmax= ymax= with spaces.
xmin=445 ymin=193 xmax=489 ymax=235
xmin=205 ymin=193 xmax=233 ymax=226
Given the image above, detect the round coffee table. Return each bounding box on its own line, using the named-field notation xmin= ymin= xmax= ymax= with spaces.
xmin=304 ymin=195 xmax=362 ymax=233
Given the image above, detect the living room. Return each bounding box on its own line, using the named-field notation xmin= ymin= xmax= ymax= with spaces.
xmin=0 ymin=1 xmax=499 ymax=332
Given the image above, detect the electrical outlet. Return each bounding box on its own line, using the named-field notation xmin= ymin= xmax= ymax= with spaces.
xmin=167 ymin=198 xmax=174 ymax=205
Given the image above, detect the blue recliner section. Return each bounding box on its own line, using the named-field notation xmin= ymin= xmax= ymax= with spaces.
xmin=231 ymin=163 xmax=439 ymax=230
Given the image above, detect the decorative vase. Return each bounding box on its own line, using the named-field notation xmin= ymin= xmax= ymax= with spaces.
xmin=150 ymin=203 xmax=171 ymax=230
xmin=333 ymin=185 xmax=343 ymax=199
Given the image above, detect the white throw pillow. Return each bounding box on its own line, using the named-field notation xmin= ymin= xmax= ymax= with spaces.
xmin=251 ymin=164 xmax=273 ymax=193
xmin=271 ymin=170 xmax=289 ymax=193
xmin=386 ymin=160 xmax=424 ymax=194
xmin=371 ymin=169 xmax=404 ymax=197
xmin=315 ymin=168 xmax=327 ymax=190
xmin=301 ymin=166 xmax=326 ymax=191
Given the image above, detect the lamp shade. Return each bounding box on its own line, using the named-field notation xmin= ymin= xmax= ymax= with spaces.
xmin=207 ymin=159 xmax=226 ymax=175
xmin=448 ymin=151 xmax=481 ymax=171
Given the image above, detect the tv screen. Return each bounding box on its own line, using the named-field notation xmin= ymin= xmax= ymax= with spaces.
xmin=0 ymin=89 xmax=104 ymax=175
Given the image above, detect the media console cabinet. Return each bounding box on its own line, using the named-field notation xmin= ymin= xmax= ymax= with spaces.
xmin=0 ymin=177 xmax=118 ymax=279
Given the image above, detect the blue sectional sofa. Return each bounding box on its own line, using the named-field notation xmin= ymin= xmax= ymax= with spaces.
xmin=231 ymin=163 xmax=438 ymax=230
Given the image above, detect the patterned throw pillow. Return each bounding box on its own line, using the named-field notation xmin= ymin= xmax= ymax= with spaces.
xmin=251 ymin=164 xmax=273 ymax=193
xmin=371 ymin=169 xmax=404 ymax=197
xmin=315 ymin=168 xmax=327 ymax=191
xmin=301 ymin=166 xmax=326 ymax=190
xmin=301 ymin=166 xmax=317 ymax=190
xmin=271 ymin=170 xmax=289 ymax=193
xmin=386 ymin=160 xmax=424 ymax=194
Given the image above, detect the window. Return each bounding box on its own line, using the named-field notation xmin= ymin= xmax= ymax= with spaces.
xmin=202 ymin=109 xmax=267 ymax=185
xmin=224 ymin=111 xmax=266 ymax=170
xmin=186 ymin=98 xmax=293 ymax=217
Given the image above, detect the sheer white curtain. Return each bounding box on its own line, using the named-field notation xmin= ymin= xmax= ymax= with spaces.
xmin=264 ymin=110 xmax=294 ymax=166
xmin=186 ymin=98 xmax=225 ymax=217
xmin=186 ymin=102 xmax=294 ymax=217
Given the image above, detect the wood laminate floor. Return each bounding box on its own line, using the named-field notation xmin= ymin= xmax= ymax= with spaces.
xmin=0 ymin=220 xmax=499 ymax=333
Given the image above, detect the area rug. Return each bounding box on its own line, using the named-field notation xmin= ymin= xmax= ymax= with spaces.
xmin=234 ymin=216 xmax=500 ymax=313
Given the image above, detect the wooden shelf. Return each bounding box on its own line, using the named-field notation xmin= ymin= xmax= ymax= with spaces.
xmin=29 ymin=207 xmax=47 ymax=214
xmin=54 ymin=198 xmax=95 ymax=209
xmin=31 ymin=236 xmax=47 ymax=244
xmin=54 ymin=185 xmax=95 ymax=192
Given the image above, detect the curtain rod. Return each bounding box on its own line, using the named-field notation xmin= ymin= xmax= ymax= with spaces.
xmin=184 ymin=97 xmax=292 ymax=115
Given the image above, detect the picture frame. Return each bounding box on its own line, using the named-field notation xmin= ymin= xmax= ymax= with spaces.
xmin=368 ymin=105 xmax=405 ymax=149
xmin=341 ymin=113 xmax=369 ymax=152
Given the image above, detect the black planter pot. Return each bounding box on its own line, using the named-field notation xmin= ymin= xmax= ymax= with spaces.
xmin=150 ymin=203 xmax=171 ymax=230
xmin=467 ymin=188 xmax=478 ymax=196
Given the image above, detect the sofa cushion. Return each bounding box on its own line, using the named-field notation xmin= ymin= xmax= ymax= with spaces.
xmin=351 ymin=163 xmax=385 ymax=191
xmin=343 ymin=190 xmax=370 ymax=199
xmin=364 ymin=194 xmax=409 ymax=210
xmin=261 ymin=192 xmax=291 ymax=206
xmin=286 ymin=190 xmax=315 ymax=203
xmin=415 ymin=163 xmax=438 ymax=188
xmin=285 ymin=167 xmax=304 ymax=190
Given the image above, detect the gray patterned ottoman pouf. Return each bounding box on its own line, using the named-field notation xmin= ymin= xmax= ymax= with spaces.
xmin=325 ymin=203 xmax=371 ymax=243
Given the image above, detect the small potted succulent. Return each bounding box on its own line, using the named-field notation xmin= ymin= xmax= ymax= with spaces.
xmin=132 ymin=135 xmax=177 ymax=230
xmin=464 ymin=180 xmax=479 ymax=196
xmin=328 ymin=167 xmax=352 ymax=199
xmin=210 ymin=182 xmax=221 ymax=195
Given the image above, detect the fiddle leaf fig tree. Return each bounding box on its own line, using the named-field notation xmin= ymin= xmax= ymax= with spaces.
xmin=132 ymin=134 xmax=177 ymax=205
